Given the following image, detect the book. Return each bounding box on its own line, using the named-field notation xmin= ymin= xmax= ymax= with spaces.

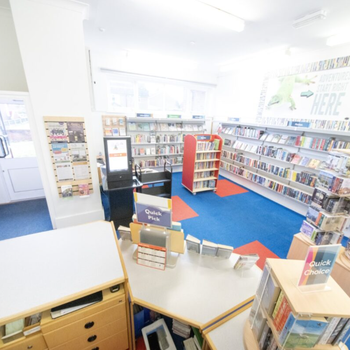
xmin=51 ymin=291 xmax=103 ymax=319
xmin=332 ymin=318 xmax=350 ymax=345
xmin=61 ymin=185 xmax=73 ymax=198
xmin=279 ymin=314 xmax=328 ymax=348
xmin=2 ymin=319 xmax=25 ymax=340
xmin=251 ymin=305 xmax=267 ymax=340
xmin=78 ymin=183 xmax=89 ymax=197
xmin=318 ymin=317 xmax=341 ymax=344
xmin=327 ymin=318 xmax=349 ymax=344
xmin=261 ymin=274 xmax=281 ymax=316
xmin=201 ymin=239 xmax=218 ymax=256
xmin=273 ymin=295 xmax=292 ymax=332
xmin=186 ymin=234 xmax=201 ymax=253
xmin=233 ymin=253 xmax=259 ymax=270
xmin=216 ymin=243 xmax=233 ymax=259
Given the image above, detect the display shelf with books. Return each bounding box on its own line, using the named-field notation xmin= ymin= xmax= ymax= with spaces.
xmin=215 ymin=121 xmax=350 ymax=215
xmin=127 ymin=118 xmax=206 ymax=170
xmin=220 ymin=160 xmax=312 ymax=206
xmin=182 ymin=134 xmax=222 ymax=194
xmin=245 ymin=259 xmax=350 ymax=350
xmin=298 ymin=150 xmax=350 ymax=248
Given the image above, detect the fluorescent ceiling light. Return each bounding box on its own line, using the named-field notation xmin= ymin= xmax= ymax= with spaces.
xmin=194 ymin=1 xmax=245 ymax=32
xmin=293 ymin=10 xmax=327 ymax=29
xmin=327 ymin=33 xmax=350 ymax=47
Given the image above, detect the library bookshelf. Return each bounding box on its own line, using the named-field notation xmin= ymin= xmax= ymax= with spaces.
xmin=182 ymin=134 xmax=223 ymax=194
xmin=126 ymin=118 xmax=207 ymax=170
xmin=215 ymin=121 xmax=350 ymax=215
xmin=246 ymin=259 xmax=350 ymax=350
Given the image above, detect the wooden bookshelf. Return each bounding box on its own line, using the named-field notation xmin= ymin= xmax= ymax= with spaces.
xmin=182 ymin=134 xmax=223 ymax=194
xmin=245 ymin=259 xmax=350 ymax=350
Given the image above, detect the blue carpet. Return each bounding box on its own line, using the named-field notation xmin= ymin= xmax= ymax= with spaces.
xmin=0 ymin=199 xmax=52 ymax=240
xmin=173 ymin=172 xmax=304 ymax=259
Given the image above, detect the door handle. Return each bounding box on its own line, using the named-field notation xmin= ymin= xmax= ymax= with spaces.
xmin=0 ymin=136 xmax=9 ymax=158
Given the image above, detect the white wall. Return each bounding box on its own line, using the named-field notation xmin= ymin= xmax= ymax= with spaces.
xmin=0 ymin=6 xmax=27 ymax=92
xmin=215 ymin=44 xmax=350 ymax=123
xmin=10 ymin=0 xmax=104 ymax=228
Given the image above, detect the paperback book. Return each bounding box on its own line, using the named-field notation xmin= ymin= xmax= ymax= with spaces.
xmin=186 ymin=234 xmax=201 ymax=253
xmin=233 ymin=253 xmax=259 ymax=270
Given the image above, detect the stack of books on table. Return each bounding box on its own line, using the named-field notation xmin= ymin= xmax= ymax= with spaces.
xmin=185 ymin=234 xmax=233 ymax=259
xmin=172 ymin=319 xmax=191 ymax=338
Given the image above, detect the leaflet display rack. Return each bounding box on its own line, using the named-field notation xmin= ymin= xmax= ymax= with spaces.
xmin=182 ymin=134 xmax=222 ymax=194
xmin=44 ymin=116 xmax=93 ymax=198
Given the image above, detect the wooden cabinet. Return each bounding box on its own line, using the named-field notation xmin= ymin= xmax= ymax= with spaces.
xmin=0 ymin=222 xmax=129 ymax=350
xmin=0 ymin=333 xmax=47 ymax=350
xmin=0 ymin=286 xmax=129 ymax=350
xmin=40 ymin=287 xmax=128 ymax=350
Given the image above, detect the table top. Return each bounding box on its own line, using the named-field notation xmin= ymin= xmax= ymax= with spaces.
xmin=119 ymin=239 xmax=261 ymax=328
xmin=205 ymin=308 xmax=250 ymax=350
xmin=0 ymin=221 xmax=125 ymax=325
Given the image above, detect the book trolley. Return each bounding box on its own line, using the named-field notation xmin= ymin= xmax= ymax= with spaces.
xmin=182 ymin=134 xmax=223 ymax=194
xmin=245 ymin=259 xmax=350 ymax=350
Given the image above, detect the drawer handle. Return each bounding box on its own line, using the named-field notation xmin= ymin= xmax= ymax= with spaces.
xmin=27 ymin=346 xmax=33 ymax=350
xmin=85 ymin=321 xmax=95 ymax=329
xmin=92 ymin=348 xmax=99 ymax=350
xmin=88 ymin=335 xmax=97 ymax=342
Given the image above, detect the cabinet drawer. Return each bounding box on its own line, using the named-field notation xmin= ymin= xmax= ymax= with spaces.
xmin=41 ymin=289 xmax=125 ymax=333
xmin=82 ymin=330 xmax=128 ymax=350
xmin=51 ymin=320 xmax=127 ymax=350
xmin=43 ymin=303 xmax=126 ymax=348
xmin=1 ymin=333 xmax=47 ymax=350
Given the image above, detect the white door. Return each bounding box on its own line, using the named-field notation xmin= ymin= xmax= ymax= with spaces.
xmin=0 ymin=95 xmax=44 ymax=203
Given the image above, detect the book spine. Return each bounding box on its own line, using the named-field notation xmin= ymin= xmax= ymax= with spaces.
xmin=272 ymin=291 xmax=284 ymax=319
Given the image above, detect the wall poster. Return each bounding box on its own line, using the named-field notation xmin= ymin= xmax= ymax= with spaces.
xmin=257 ymin=55 xmax=350 ymax=131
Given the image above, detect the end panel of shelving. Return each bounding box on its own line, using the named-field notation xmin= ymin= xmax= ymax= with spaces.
xmin=182 ymin=134 xmax=197 ymax=191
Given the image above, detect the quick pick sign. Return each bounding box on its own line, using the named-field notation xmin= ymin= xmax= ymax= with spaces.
xmin=134 ymin=192 xmax=172 ymax=228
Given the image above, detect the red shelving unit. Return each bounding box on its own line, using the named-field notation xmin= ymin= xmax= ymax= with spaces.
xmin=182 ymin=134 xmax=223 ymax=194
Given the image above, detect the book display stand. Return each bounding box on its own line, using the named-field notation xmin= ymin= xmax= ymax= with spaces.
xmin=126 ymin=118 xmax=207 ymax=169
xmin=245 ymin=259 xmax=350 ymax=350
xmin=216 ymin=121 xmax=350 ymax=215
xmin=182 ymin=134 xmax=223 ymax=194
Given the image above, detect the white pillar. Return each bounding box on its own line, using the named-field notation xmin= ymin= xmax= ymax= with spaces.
xmin=10 ymin=0 xmax=104 ymax=228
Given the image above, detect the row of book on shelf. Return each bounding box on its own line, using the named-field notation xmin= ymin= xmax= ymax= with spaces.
xmin=134 ymin=156 xmax=183 ymax=168
xmin=226 ymin=139 xmax=322 ymax=170
xmin=219 ymin=124 xmax=350 ymax=152
xmin=193 ymin=171 xmax=216 ymax=179
xmin=132 ymin=145 xmax=183 ymax=156
xmin=250 ymin=265 xmax=350 ymax=350
xmin=222 ymin=150 xmax=317 ymax=188
xmin=193 ymin=180 xmax=216 ymax=189
xmin=220 ymin=161 xmax=312 ymax=205
xmin=185 ymin=235 xmax=259 ymax=270
xmin=128 ymin=122 xmax=204 ymax=132
xmin=256 ymin=117 xmax=350 ymax=131
xmin=196 ymin=153 xmax=218 ymax=161
xmin=194 ymin=161 xmax=217 ymax=170
xmin=196 ymin=140 xmax=220 ymax=151
xmin=131 ymin=134 xmax=184 ymax=144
